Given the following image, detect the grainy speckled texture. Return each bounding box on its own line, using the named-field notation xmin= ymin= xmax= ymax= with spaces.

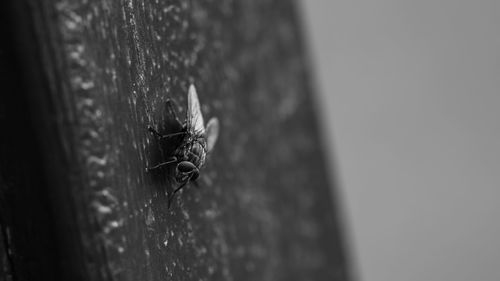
xmin=2 ymin=1 xmax=350 ymax=280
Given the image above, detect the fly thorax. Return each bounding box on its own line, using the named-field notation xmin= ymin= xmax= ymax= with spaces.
xmin=187 ymin=140 xmax=207 ymax=168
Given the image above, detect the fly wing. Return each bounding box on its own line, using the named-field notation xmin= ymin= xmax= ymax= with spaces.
xmin=205 ymin=117 xmax=220 ymax=152
xmin=187 ymin=84 xmax=206 ymax=134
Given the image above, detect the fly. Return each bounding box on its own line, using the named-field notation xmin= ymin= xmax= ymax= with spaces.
xmin=147 ymin=84 xmax=220 ymax=207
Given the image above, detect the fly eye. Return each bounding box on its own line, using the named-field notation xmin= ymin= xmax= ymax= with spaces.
xmin=177 ymin=161 xmax=196 ymax=173
xmin=190 ymin=170 xmax=199 ymax=181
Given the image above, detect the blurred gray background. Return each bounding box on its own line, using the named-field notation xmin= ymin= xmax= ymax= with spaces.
xmin=302 ymin=1 xmax=500 ymax=281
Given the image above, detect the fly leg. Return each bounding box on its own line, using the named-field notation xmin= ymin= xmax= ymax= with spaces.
xmin=159 ymin=131 xmax=187 ymax=141
xmin=165 ymin=99 xmax=183 ymax=128
xmin=148 ymin=126 xmax=186 ymax=140
xmin=147 ymin=126 xmax=163 ymax=138
xmin=147 ymin=99 xmax=184 ymax=139
xmin=168 ymin=181 xmax=188 ymax=208
xmin=146 ymin=156 xmax=177 ymax=171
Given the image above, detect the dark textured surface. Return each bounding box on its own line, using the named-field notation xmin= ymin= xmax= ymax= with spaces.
xmin=0 ymin=4 xmax=59 ymax=280
xmin=1 ymin=1 xmax=350 ymax=280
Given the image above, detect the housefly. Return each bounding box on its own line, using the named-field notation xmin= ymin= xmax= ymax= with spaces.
xmin=147 ymin=84 xmax=219 ymax=207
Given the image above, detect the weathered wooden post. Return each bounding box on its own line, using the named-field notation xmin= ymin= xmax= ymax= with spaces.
xmin=0 ymin=1 xmax=351 ymax=280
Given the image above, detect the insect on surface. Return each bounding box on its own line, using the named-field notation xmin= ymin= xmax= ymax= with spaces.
xmin=147 ymin=84 xmax=220 ymax=207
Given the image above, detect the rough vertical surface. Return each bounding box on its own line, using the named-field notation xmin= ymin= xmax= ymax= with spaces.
xmin=2 ymin=0 xmax=350 ymax=280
